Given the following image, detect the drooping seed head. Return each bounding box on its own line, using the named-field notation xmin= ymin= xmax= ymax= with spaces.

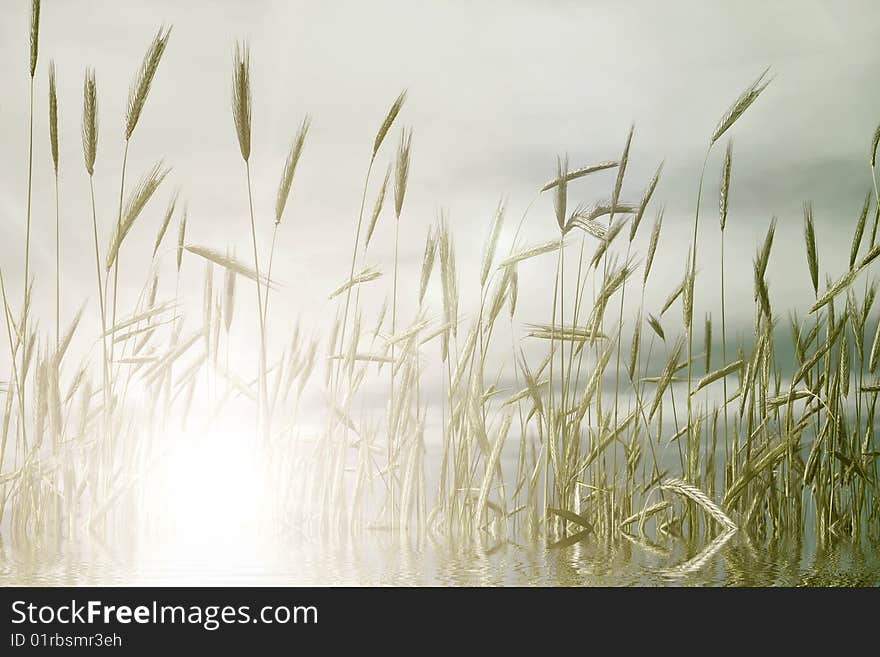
xmin=126 ymin=25 xmax=172 ymax=140
xmin=48 ymin=60 xmax=58 ymax=174
xmin=275 ymin=115 xmax=311 ymax=225
xmin=374 ymin=90 xmax=407 ymax=157
xmin=232 ymin=41 xmax=252 ymax=162
xmin=186 ymin=244 xmax=270 ymax=287
xmin=647 ymin=313 xmax=665 ymax=341
xmin=570 ymin=202 xmax=633 ymax=237
xmin=81 ymin=68 xmax=98 ymax=176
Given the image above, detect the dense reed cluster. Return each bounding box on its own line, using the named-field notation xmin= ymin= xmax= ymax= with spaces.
xmin=2 ymin=2 xmax=879 ymax=566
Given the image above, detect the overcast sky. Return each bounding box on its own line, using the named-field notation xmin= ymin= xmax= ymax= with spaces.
xmin=1 ymin=0 xmax=879 ymax=393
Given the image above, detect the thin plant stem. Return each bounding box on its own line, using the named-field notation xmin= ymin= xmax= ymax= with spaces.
xmin=263 ymin=223 xmax=278 ymax=325
xmin=89 ymin=176 xmax=110 ymax=414
xmin=0 ymin=269 xmax=28 ymax=459
xmin=687 ymin=148 xmax=712 ymax=442
xmin=334 ymin=155 xmax=375 ymax=396
xmin=245 ymin=160 xmax=268 ymax=444
xmin=389 ymin=216 xmax=401 ymax=526
xmin=21 ymin=77 xmax=35 ymax=405
xmin=108 ymin=139 xmax=130 ymax=384
xmin=720 ymin=228 xmax=730 ymax=477
xmin=55 ymin=172 xmax=60 ymax=348
xmin=545 ymin=235 xmax=564 ymax=533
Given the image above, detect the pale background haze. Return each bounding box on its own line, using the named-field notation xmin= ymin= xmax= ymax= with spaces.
xmin=0 ymin=0 xmax=878 ymax=409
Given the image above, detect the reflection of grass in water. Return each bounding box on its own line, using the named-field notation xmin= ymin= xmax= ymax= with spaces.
xmin=2 ymin=530 xmax=878 ymax=586
xmin=1 ymin=1 xmax=880 ymax=578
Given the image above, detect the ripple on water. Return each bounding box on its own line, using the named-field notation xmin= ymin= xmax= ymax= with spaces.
xmin=1 ymin=531 xmax=878 ymax=586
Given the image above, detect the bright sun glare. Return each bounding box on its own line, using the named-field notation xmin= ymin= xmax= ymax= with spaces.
xmin=140 ymin=421 xmax=278 ymax=575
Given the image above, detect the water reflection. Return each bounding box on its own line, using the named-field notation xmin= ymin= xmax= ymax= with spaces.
xmin=2 ymin=528 xmax=877 ymax=586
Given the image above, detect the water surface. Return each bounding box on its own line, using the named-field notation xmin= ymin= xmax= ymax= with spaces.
xmin=2 ymin=530 xmax=877 ymax=587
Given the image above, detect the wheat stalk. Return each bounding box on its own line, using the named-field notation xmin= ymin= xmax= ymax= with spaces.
xmin=643 ymin=208 xmax=663 ymax=285
xmin=365 ymin=164 xmax=392 ymax=250
xmin=106 ymin=162 xmax=170 ymax=271
xmin=48 ymin=61 xmax=58 ymax=173
xmin=553 ymin=155 xmax=568 ymax=232
xmin=418 ymin=226 xmax=437 ymax=305
xmin=329 ymin=266 xmax=382 ymax=300
xmin=540 ymin=161 xmax=618 ymax=192
xmin=373 ymin=90 xmax=407 ymax=157
xmin=80 ymin=67 xmax=110 ymax=424
xmin=231 ymin=40 xmax=269 ymax=441
xmin=224 ymin=263 xmax=236 ymax=333
xmin=630 ymin=162 xmax=663 ymax=242
xmin=275 ymin=116 xmax=311 ymax=225
xmin=711 ymin=67 xmax=772 ymax=144
xmin=498 ymin=238 xmax=568 ymax=268
xmin=480 ymin=200 xmax=505 ymax=288
xmin=125 ymin=25 xmax=172 ymax=140
xmin=264 ymin=115 xmax=312 ymax=323
xmin=850 ymin=191 xmax=872 ymax=269
xmin=393 ymin=128 xmax=413 ymax=220
xmin=29 ymin=0 xmax=40 ymax=79
xmin=661 ymin=478 xmax=737 ymax=531
xmin=232 ymin=42 xmax=252 ymax=162
xmin=152 ymin=190 xmax=179 ymax=258
xmin=185 ymin=245 xmax=273 ymax=287
xmin=81 ymin=70 xmax=98 ymax=176
xmin=20 ymin=0 xmax=41 ymax=417
xmin=803 ymin=202 xmax=819 ymax=296
xmin=48 ymin=60 xmax=60 ymax=347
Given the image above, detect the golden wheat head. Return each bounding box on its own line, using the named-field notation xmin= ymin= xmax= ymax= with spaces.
xmin=232 ymin=41 xmax=252 ymax=162
xmin=81 ymin=68 xmax=98 ymax=176
xmin=126 ymin=25 xmax=172 ymax=140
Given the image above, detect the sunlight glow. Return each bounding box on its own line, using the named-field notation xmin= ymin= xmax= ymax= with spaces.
xmin=141 ymin=422 xmax=278 ymax=574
